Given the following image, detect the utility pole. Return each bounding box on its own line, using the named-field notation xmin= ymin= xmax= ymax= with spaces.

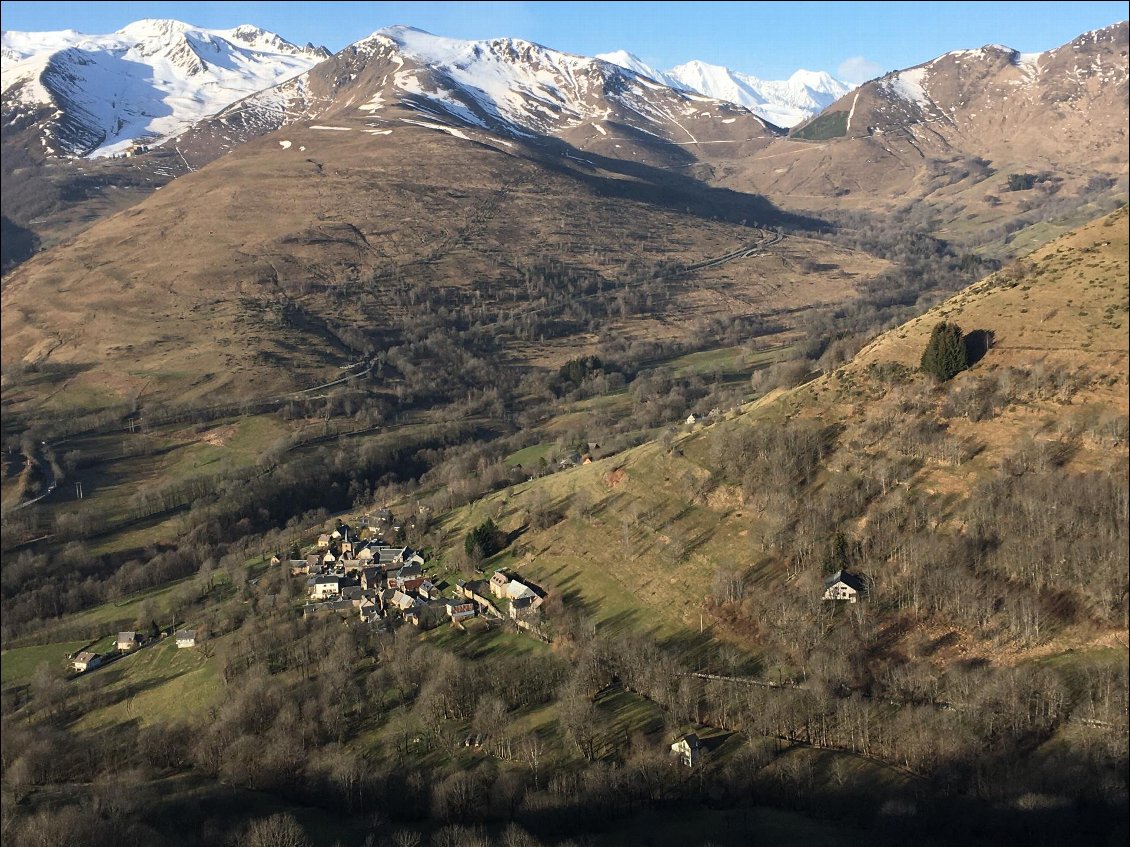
xmin=74 ymin=481 xmax=83 ymax=500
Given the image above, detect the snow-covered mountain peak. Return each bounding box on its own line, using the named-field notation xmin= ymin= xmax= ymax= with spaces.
xmin=594 ymin=50 xmax=679 ymax=87
xmin=1 ymin=19 xmax=330 ymax=157
xmin=599 ymin=53 xmax=852 ymax=127
xmin=115 ymin=19 xmax=193 ymax=40
xmin=787 ymin=68 xmax=845 ymax=90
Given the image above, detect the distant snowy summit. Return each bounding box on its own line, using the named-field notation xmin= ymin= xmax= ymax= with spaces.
xmin=1 ymin=18 xmax=329 ymax=156
xmin=597 ymin=50 xmax=853 ymax=127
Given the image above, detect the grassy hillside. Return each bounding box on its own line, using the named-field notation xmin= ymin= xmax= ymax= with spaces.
xmin=447 ymin=207 xmax=1128 ymax=662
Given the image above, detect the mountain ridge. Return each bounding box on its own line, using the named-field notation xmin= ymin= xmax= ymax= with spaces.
xmin=596 ymin=49 xmax=853 ymax=128
xmin=1 ymin=18 xmax=329 ymax=157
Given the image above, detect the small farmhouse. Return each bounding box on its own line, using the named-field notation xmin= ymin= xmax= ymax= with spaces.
xmin=671 ymin=734 xmax=701 ymax=767
xmin=823 ymin=569 xmax=866 ymax=603
xmin=71 ymin=652 xmax=102 ymax=673
xmin=116 ymin=631 xmax=141 ymax=652
xmin=175 ymin=630 xmax=197 ymax=649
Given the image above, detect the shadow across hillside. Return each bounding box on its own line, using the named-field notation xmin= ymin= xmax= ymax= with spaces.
xmin=525 ymin=135 xmax=829 ymax=233
xmin=964 ymin=328 xmax=995 ymax=366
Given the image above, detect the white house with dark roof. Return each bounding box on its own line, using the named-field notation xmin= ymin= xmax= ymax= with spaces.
xmin=823 ymin=569 xmax=866 ymax=603
xmin=175 ymin=630 xmax=197 ymax=649
xmin=311 ymin=575 xmax=342 ymax=600
xmin=671 ymin=734 xmax=701 ymax=766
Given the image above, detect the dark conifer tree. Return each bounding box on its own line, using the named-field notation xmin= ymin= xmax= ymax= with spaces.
xmin=921 ymin=321 xmax=968 ymax=382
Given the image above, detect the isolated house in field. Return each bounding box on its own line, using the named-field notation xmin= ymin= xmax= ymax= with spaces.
xmin=71 ymin=652 xmax=102 ymax=672
xmin=559 ymin=452 xmax=583 ymax=469
xmin=823 ymin=569 xmax=866 ymax=603
xmin=685 ymin=414 xmax=697 ymax=425
xmin=175 ymin=630 xmax=197 ymax=649
xmin=116 ymin=631 xmax=141 ymax=652
xmin=671 ymin=734 xmax=701 ymax=767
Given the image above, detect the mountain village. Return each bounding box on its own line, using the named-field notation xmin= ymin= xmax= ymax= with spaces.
xmin=1 ymin=7 xmax=1125 ymax=847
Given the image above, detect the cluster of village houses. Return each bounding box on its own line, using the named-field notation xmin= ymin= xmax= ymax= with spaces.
xmin=293 ymin=510 xmax=546 ymax=634
xmin=67 ymin=509 xmax=548 ymax=675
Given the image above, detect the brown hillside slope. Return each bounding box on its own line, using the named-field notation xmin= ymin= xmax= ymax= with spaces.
xmin=0 ymin=112 xmax=881 ymax=411
xmin=715 ymin=23 xmax=1129 ymax=253
xmin=451 ymin=208 xmax=1127 ymax=670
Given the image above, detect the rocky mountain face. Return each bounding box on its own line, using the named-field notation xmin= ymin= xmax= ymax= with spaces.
xmin=710 ymin=21 xmax=1128 ymax=253
xmin=0 ymin=19 xmax=329 ymax=271
xmin=1 ymin=18 xmax=328 ymax=158
xmin=172 ymin=26 xmax=780 ymax=170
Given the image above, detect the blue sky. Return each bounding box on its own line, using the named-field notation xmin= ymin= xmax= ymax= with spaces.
xmin=2 ymin=1 xmax=1126 ymax=82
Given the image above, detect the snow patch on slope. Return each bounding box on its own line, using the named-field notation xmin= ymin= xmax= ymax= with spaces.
xmin=883 ymin=66 xmax=931 ymax=109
